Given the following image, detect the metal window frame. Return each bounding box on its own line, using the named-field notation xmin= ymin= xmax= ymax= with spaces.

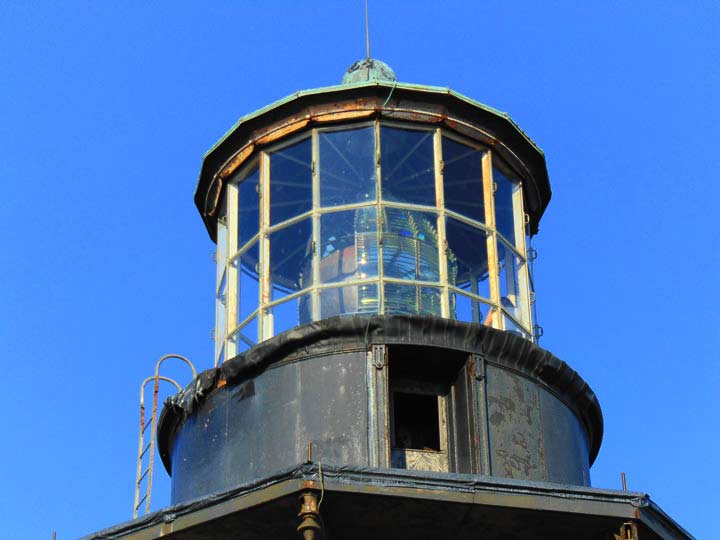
xmin=492 ymin=156 xmax=533 ymax=335
xmin=215 ymin=120 xmax=537 ymax=357
xmin=214 ymin=195 xmax=229 ymax=364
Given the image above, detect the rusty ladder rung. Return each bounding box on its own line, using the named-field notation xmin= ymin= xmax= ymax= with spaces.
xmin=139 ymin=443 xmax=151 ymax=459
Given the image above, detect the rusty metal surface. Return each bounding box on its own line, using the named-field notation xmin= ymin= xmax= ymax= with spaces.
xmin=159 ymin=316 xmax=603 ymax=483
xmin=82 ymin=464 xmax=694 ymax=540
xmin=169 ymin=351 xmax=369 ymax=504
xmin=540 ymin=388 xmax=591 ymax=486
xmin=486 ymin=365 xmax=548 ymax=482
xmin=194 ymin=83 xmax=551 ymax=240
xmin=134 ymin=355 xmax=197 ymax=518
xmin=162 ymin=317 xmax=599 ymax=504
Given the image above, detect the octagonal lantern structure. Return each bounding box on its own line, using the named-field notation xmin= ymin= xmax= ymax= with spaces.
xmin=197 ymin=62 xmax=550 ymax=367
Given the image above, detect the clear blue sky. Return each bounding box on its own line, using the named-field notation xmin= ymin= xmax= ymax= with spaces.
xmin=1 ymin=2 xmax=717 ymax=539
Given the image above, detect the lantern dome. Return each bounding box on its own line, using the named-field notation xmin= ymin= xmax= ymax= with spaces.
xmin=342 ymin=58 xmax=397 ymax=84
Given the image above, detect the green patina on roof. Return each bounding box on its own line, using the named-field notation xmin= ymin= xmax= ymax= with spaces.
xmin=203 ymin=80 xmax=545 ymax=159
xmin=342 ymin=58 xmax=397 ymax=84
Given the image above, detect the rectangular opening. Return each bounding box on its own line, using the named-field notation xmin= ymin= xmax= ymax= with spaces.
xmin=392 ymin=392 xmax=440 ymax=451
xmin=384 ymin=344 xmax=476 ymax=473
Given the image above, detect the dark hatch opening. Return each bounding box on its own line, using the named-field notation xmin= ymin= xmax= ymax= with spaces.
xmin=392 ymin=391 xmax=440 ymax=451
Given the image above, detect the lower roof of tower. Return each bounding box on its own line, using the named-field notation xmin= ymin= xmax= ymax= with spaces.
xmin=194 ymin=80 xmax=552 ymax=241
xmin=82 ymin=463 xmax=695 ymax=540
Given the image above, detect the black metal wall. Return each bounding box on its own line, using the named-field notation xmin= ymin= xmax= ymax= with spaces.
xmin=160 ymin=316 xmax=601 ymax=504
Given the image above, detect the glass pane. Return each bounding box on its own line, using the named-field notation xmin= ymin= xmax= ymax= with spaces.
xmin=269 ymin=218 xmax=313 ymax=300
xmin=494 ymin=165 xmax=520 ymax=246
xmin=235 ymin=242 xmax=260 ymax=324
xmin=319 ymin=208 xmax=378 ymax=284
xmin=216 ymin=219 xmax=227 ymax=283
xmin=452 ymin=291 xmax=492 ymax=325
xmin=270 ymin=293 xmax=313 ymax=336
xmin=442 ymin=137 xmax=485 ymax=223
xmin=382 ymin=208 xmax=439 ymax=282
xmin=497 ymin=238 xmax=527 ymax=325
xmin=230 ymin=316 xmax=258 ymax=353
xmin=380 ymin=127 xmax=435 ymax=207
xmin=215 ymin=271 xmax=227 ymax=356
xmin=384 ymin=283 xmax=443 ymax=316
xmin=320 ymin=283 xmax=379 ymax=318
xmin=445 ymin=217 xmax=490 ymax=299
xmin=270 ymin=138 xmax=312 ymax=224
xmin=319 ymin=127 xmax=376 ymax=207
xmin=502 ymin=312 xmax=530 ymax=340
xmin=237 ymin=165 xmax=260 ymax=248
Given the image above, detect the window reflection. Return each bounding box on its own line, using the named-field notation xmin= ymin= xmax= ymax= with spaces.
xmin=219 ymin=124 xmax=535 ymax=344
xmin=216 ymin=220 xmax=227 ymax=283
xmin=443 ymin=138 xmax=485 ymax=224
xmin=381 ymin=127 xmax=435 ymax=207
xmin=494 ymin=166 xmax=520 ymax=246
xmin=453 ymin=292 xmax=492 ymax=325
xmin=236 ymin=242 xmax=259 ymax=325
xmin=445 ymin=217 xmax=489 ymax=299
xmin=216 ymin=271 xmax=227 ymax=358
xmin=272 ymin=294 xmax=312 ymax=335
xmin=230 ymin=316 xmax=258 ymax=353
xmin=382 ymin=208 xmax=439 ymax=282
xmin=269 ymin=218 xmax=313 ymax=300
xmin=497 ymin=238 xmax=526 ymax=325
xmin=384 ymin=284 xmax=442 ymax=316
xmin=319 ymin=209 xmax=378 ymax=284
xmin=320 ymin=284 xmax=379 ymax=319
xmin=269 ymin=138 xmax=312 ymax=225
xmin=319 ymin=128 xmax=376 ymax=207
xmin=237 ymin=165 xmax=260 ymax=249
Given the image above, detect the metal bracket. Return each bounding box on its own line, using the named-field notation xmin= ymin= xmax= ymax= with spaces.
xmin=612 ymin=522 xmax=638 ymax=540
xmin=471 ymin=353 xmax=486 ymax=381
xmin=372 ymin=345 xmax=386 ymax=370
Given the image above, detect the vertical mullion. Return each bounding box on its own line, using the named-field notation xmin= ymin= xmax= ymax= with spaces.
xmin=375 ymin=120 xmax=385 ymax=314
xmin=214 ymin=224 xmax=226 ymax=365
xmin=514 ymin=188 xmax=533 ymax=337
xmin=434 ymin=128 xmax=450 ymax=319
xmin=259 ymin=151 xmax=272 ymax=340
xmin=482 ymin=151 xmax=501 ymax=329
xmin=311 ymin=129 xmax=320 ymax=321
xmin=225 ymin=183 xmax=239 ymax=360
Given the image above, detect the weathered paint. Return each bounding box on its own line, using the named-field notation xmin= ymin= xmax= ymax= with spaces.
xmin=166 ymin=318 xmax=593 ymax=505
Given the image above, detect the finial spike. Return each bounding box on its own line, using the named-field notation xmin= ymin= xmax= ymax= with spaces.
xmin=365 ymin=0 xmax=371 ymax=59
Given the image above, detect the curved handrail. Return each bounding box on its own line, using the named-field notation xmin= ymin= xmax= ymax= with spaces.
xmin=133 ymin=354 xmax=197 ymax=518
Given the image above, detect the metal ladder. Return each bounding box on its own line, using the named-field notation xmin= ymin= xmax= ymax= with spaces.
xmin=133 ymin=354 xmax=197 ymax=518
